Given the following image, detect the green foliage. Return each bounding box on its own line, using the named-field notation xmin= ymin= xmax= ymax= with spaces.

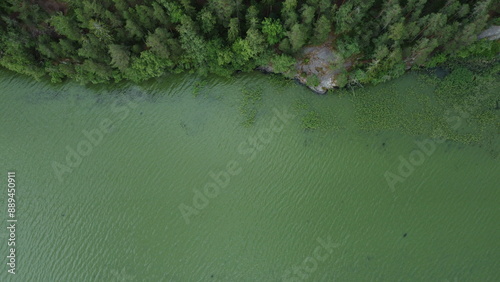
xmin=335 ymin=72 xmax=348 ymax=88
xmin=162 ymin=1 xmax=184 ymax=24
xmin=75 ymin=60 xmax=113 ymax=84
xmin=306 ymin=74 xmax=320 ymax=87
xmin=232 ymin=38 xmax=253 ymax=62
xmin=456 ymin=39 xmax=500 ymax=59
xmin=271 ymin=54 xmax=296 ymax=75
xmin=336 ymin=37 xmax=361 ymax=58
xmin=425 ymin=54 xmax=448 ymax=68
xmin=0 ymin=0 xmax=497 ymax=88
xmin=209 ymin=0 xmax=241 ymax=24
xmin=127 ymin=50 xmax=172 ymax=82
xmin=349 ymin=69 xmax=368 ymax=85
xmin=0 ymin=44 xmax=45 ymax=80
xmin=261 ymin=18 xmax=284 ymax=45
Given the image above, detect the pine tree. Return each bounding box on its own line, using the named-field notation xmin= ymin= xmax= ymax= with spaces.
xmin=177 ymin=15 xmax=208 ymax=69
xmin=160 ymin=1 xmax=184 ymax=24
xmin=134 ymin=5 xmax=156 ymax=31
xmin=246 ymin=5 xmax=260 ymax=29
xmin=335 ymin=3 xmax=354 ymax=34
xmin=75 ymin=59 xmax=113 ymax=84
xmin=50 ymin=13 xmax=81 ymax=41
xmin=146 ymin=28 xmax=172 ymax=59
xmin=78 ymin=35 xmax=107 ymax=61
xmin=388 ymin=21 xmax=405 ymax=42
xmin=282 ymin=0 xmax=298 ymax=29
xmin=152 ymin=2 xmax=169 ymax=25
xmin=380 ymin=0 xmax=402 ymax=29
xmin=108 ymin=44 xmax=130 ymax=71
xmin=227 ymin=18 xmax=240 ymax=42
xmin=89 ymin=19 xmax=113 ymax=44
xmin=403 ymin=0 xmax=427 ymax=22
xmin=288 ymin=23 xmax=307 ymax=52
xmin=409 ymin=37 xmax=438 ymax=65
xmin=198 ymin=7 xmax=217 ymax=34
xmin=208 ymin=0 xmax=241 ymax=25
xmin=245 ymin=27 xmax=266 ymax=57
xmin=317 ymin=0 xmax=332 ymax=14
xmin=312 ymin=15 xmax=331 ymax=44
xmin=300 ymin=4 xmax=315 ymax=26
xmin=124 ymin=17 xmax=144 ymax=39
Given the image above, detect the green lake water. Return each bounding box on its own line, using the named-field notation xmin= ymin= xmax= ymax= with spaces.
xmin=0 ymin=70 xmax=499 ymax=281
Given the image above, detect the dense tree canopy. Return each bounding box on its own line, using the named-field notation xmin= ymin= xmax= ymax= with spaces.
xmin=0 ymin=0 xmax=498 ymax=85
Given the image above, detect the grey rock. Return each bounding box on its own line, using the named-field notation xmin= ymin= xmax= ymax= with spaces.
xmin=478 ymin=25 xmax=500 ymax=40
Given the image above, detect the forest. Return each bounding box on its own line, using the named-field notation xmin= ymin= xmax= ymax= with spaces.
xmin=0 ymin=0 xmax=498 ymax=87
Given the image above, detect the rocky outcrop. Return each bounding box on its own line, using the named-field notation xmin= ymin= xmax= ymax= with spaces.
xmin=294 ymin=46 xmax=339 ymax=94
xmin=258 ymin=36 xmax=347 ymax=94
xmin=478 ymin=25 xmax=500 ymax=40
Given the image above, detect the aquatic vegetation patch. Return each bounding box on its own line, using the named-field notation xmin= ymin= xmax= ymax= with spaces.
xmin=293 ymin=98 xmax=343 ymax=131
xmin=293 ymin=99 xmax=309 ymax=111
xmin=293 ymin=98 xmax=322 ymax=130
xmin=353 ymin=83 xmax=407 ymax=131
xmin=352 ymin=67 xmax=499 ymax=145
xmin=265 ymin=73 xmax=291 ymax=88
xmin=239 ymin=86 xmax=263 ymax=127
xmin=433 ymin=68 xmax=499 ymax=144
xmin=302 ymin=111 xmax=321 ymax=130
xmin=434 ymin=68 xmax=476 ymax=104
xmin=192 ymin=80 xmax=208 ymax=97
